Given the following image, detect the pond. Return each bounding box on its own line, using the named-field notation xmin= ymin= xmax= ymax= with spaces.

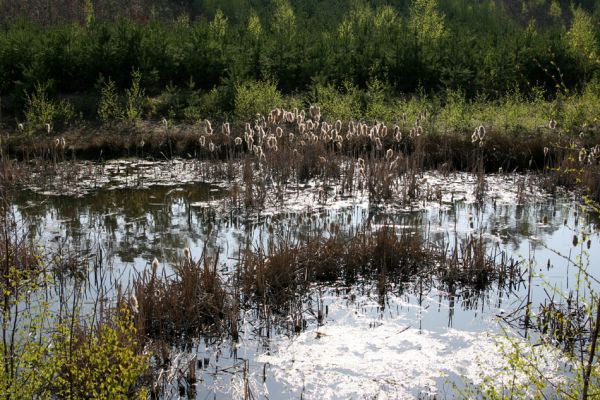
xmin=10 ymin=159 xmax=600 ymax=399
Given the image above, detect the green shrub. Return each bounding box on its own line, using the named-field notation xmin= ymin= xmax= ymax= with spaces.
xmin=97 ymin=77 xmax=122 ymax=123
xmin=311 ymin=82 xmax=361 ymax=122
xmin=234 ymin=80 xmax=282 ymax=121
xmin=23 ymin=82 xmax=75 ymax=134
xmin=124 ymin=69 xmax=146 ymax=126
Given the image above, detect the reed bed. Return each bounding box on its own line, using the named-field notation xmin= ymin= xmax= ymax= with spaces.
xmin=131 ymin=249 xmax=237 ymax=341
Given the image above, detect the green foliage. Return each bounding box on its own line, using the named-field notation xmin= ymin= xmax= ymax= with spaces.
xmin=311 ymin=82 xmax=361 ymax=122
xmin=567 ymin=6 xmax=600 ymax=76
xmin=23 ymin=82 xmax=75 ymax=134
xmin=46 ymin=310 xmax=149 ymax=399
xmin=234 ymin=80 xmax=282 ymax=120
xmin=0 ymin=0 xmax=597 ymax=126
xmin=97 ymin=77 xmax=122 ymax=123
xmin=364 ymin=78 xmax=395 ymax=122
xmin=409 ymin=0 xmax=447 ymax=47
xmin=124 ymin=69 xmax=146 ymax=126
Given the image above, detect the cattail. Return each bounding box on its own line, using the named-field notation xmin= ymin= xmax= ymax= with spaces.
xmin=347 ymin=121 xmax=354 ymax=134
xmin=416 ymin=126 xmax=423 ymax=136
xmin=60 ymin=137 xmax=66 ymax=149
xmin=477 ymin=125 xmax=485 ymax=140
xmin=579 ymin=148 xmax=587 ymax=163
xmin=471 ymin=130 xmax=478 ymax=143
xmin=208 ymin=141 xmax=215 ymax=152
xmin=380 ymin=125 xmax=388 ymax=137
xmin=162 ymin=117 xmax=168 ymax=129
xmin=54 ymin=138 xmax=60 ymax=147
xmin=17 ymin=123 xmax=24 ymax=131
xmin=374 ymin=137 xmax=383 ymax=150
xmin=335 ymin=141 xmax=342 ymax=150
xmin=548 ymin=119 xmax=557 ymax=129
xmin=46 ymin=123 xmax=51 ymax=134
xmin=130 ymin=293 xmax=139 ymax=314
xmin=204 ymin=119 xmax=213 ymax=135
xmin=385 ymin=148 xmax=393 ymax=160
xmin=199 ymin=136 xmax=206 ymax=146
xmin=222 ymin=122 xmax=230 ymax=136
xmin=152 ymin=258 xmax=159 ymax=276
xmin=299 ymin=123 xmax=306 ymax=134
xmin=319 ymin=156 xmax=327 ymax=164
xmin=543 ymin=147 xmax=549 ymax=157
xmin=289 ymin=132 xmax=295 ymax=142
xmin=276 ymin=126 xmax=283 ymax=138
xmin=234 ymin=137 xmax=243 ymax=145
xmin=358 ymin=158 xmax=365 ymax=168
xmin=184 ymin=247 xmax=191 ymax=260
xmin=335 ymin=120 xmax=342 ymax=132
xmin=140 ymin=139 xmax=145 ymax=147
xmin=394 ymin=131 xmax=402 ymax=142
xmin=286 ymin=112 xmax=294 ymax=123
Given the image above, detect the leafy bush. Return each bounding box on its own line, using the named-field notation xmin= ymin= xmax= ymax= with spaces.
xmin=97 ymin=76 xmax=122 ymax=123
xmin=234 ymin=80 xmax=282 ymax=121
xmin=23 ymin=82 xmax=75 ymax=134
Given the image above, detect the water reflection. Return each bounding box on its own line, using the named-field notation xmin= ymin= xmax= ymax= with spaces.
xmin=8 ymin=173 xmax=600 ymax=398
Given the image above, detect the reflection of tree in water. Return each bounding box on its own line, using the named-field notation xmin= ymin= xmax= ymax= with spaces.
xmin=12 ymin=184 xmax=225 ymax=263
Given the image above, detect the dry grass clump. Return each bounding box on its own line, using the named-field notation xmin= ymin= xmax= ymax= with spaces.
xmin=437 ymin=235 xmax=522 ymax=291
xmin=238 ymin=226 xmax=441 ymax=308
xmin=131 ymin=251 xmax=236 ymax=341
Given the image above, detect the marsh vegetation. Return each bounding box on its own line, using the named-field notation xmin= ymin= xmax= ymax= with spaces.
xmin=1 ymin=0 xmax=600 ymax=398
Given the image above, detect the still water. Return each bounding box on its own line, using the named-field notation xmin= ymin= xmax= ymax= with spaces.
xmin=11 ymin=160 xmax=600 ymax=398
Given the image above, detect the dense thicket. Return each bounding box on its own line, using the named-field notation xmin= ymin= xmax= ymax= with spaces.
xmin=0 ymin=0 xmax=598 ymax=123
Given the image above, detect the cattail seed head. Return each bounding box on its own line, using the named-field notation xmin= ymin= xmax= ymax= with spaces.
xmin=385 ymin=148 xmax=393 ymax=160
xmin=471 ymin=131 xmax=478 ymax=143
xmin=335 ymin=120 xmax=342 ymax=132
xmin=477 ymin=125 xmax=485 ymax=139
xmin=130 ymin=293 xmax=139 ymax=314
xmin=152 ymin=258 xmax=159 ymax=276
